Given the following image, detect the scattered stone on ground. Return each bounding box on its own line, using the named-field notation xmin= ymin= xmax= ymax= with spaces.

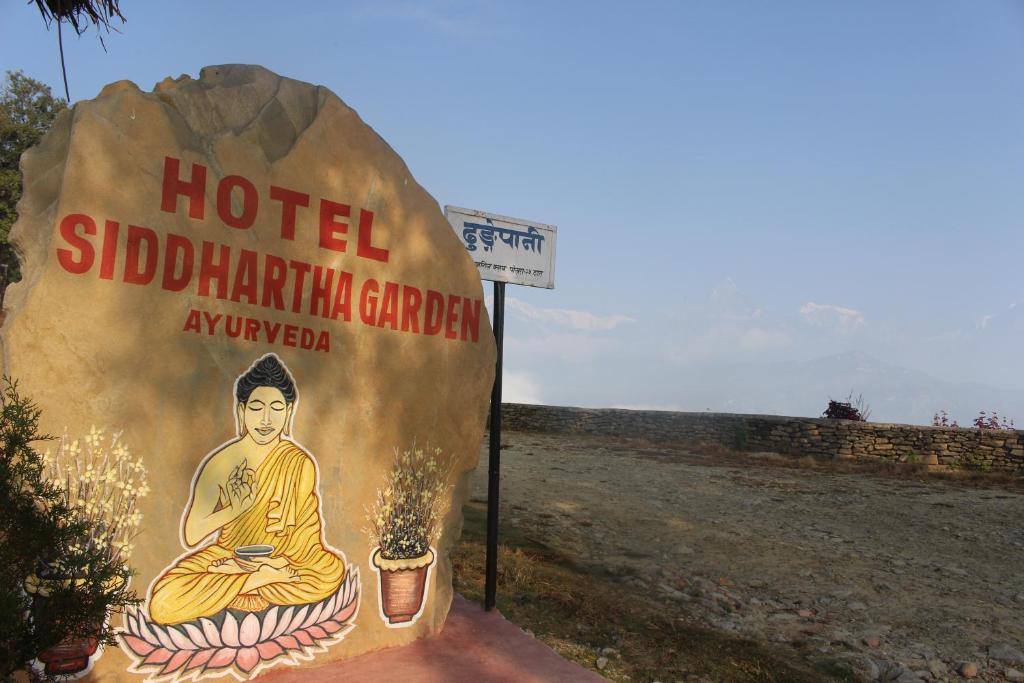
xmin=473 ymin=431 xmax=1024 ymax=682
xmin=991 ymin=643 xmax=1024 ymax=664
xmin=959 ymin=661 xmax=979 ymax=678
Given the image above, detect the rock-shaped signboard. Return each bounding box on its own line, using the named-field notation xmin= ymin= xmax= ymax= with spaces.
xmin=1 ymin=65 xmax=495 ymax=680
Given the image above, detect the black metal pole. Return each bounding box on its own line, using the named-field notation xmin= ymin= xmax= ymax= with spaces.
xmin=484 ymin=280 xmax=505 ymax=611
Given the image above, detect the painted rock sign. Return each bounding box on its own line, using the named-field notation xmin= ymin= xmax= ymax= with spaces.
xmin=1 ymin=65 xmax=495 ymax=680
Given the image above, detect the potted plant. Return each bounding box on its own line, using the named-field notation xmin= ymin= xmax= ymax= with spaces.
xmin=0 ymin=383 xmax=140 ymax=680
xmin=367 ymin=445 xmax=453 ymax=626
xmin=28 ymin=426 xmax=147 ymax=675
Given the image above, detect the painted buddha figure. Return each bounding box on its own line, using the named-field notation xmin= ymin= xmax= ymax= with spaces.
xmin=148 ymin=354 xmax=345 ymax=625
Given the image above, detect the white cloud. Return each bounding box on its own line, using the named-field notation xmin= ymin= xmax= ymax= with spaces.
xmin=799 ymin=302 xmax=865 ymax=331
xmin=502 ymin=371 xmax=543 ymax=404
xmin=977 ymin=301 xmax=1024 ymax=331
xmin=707 ymin=278 xmax=762 ymax=321
xmin=666 ymin=325 xmax=791 ymax=365
xmin=659 ymin=280 xmax=795 ymax=366
xmin=506 ymin=298 xmax=635 ymax=332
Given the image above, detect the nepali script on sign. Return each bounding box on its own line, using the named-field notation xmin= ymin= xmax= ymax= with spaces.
xmin=445 ymin=206 xmax=557 ymax=290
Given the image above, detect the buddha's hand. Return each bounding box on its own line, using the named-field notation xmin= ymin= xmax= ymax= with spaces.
xmin=226 ymin=460 xmax=257 ymax=513
xmin=236 ymin=555 xmax=290 ymax=572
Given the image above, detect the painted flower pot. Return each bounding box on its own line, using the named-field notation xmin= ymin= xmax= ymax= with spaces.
xmin=26 ymin=571 xmax=123 ymax=675
xmin=36 ymin=635 xmax=100 ymax=675
xmin=371 ymin=547 xmax=434 ymax=624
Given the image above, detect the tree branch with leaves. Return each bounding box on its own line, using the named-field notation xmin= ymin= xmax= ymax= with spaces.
xmin=31 ymin=0 xmax=126 ymax=101
xmin=0 ymin=71 xmax=67 ymax=292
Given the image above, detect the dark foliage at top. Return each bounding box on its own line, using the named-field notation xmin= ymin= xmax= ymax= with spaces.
xmin=32 ymin=0 xmax=124 ymax=35
xmin=0 ymin=71 xmax=66 ymax=288
xmin=31 ymin=0 xmax=127 ymax=102
xmin=822 ymin=392 xmax=870 ymax=422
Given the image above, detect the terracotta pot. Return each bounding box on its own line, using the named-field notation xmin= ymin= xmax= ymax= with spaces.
xmin=37 ymin=635 xmax=100 ymax=675
xmin=25 ymin=571 xmax=123 ymax=675
xmin=371 ymin=547 xmax=434 ymax=624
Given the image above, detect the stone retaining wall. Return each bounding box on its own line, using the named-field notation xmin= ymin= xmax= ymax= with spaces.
xmin=500 ymin=403 xmax=1024 ymax=472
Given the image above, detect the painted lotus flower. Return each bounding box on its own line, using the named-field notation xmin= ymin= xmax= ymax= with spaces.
xmin=119 ymin=567 xmax=359 ymax=681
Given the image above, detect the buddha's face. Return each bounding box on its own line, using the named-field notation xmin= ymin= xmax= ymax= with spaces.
xmin=238 ymin=386 xmax=292 ymax=445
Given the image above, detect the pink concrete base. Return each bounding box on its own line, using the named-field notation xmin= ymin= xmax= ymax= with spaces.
xmin=262 ymin=594 xmax=606 ymax=683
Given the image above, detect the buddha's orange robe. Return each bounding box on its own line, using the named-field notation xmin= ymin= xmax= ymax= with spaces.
xmin=149 ymin=441 xmax=344 ymax=625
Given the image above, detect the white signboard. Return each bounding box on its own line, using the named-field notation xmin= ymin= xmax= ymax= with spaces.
xmin=445 ymin=205 xmax=557 ymax=290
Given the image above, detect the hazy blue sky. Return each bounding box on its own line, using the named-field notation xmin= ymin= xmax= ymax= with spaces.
xmin=3 ymin=2 xmax=1023 ymax=421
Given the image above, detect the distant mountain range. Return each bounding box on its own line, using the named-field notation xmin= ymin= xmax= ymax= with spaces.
xmin=665 ymin=351 xmax=1024 ymax=426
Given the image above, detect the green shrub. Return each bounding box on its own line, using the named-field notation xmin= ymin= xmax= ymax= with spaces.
xmin=822 ymin=392 xmax=871 ymax=421
xmin=0 ymin=380 xmax=137 ymax=680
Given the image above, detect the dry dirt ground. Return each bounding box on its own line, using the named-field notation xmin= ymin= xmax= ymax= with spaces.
xmin=468 ymin=431 xmax=1024 ymax=683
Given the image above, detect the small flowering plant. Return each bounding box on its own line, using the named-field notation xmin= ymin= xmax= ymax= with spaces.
xmin=41 ymin=426 xmax=149 ymax=569
xmin=932 ymin=410 xmax=1016 ymax=430
xmin=24 ymin=427 xmax=145 ymax=674
xmin=972 ymin=410 xmax=1015 ymax=431
xmin=932 ymin=410 xmax=959 ymax=428
xmin=367 ymin=445 xmax=454 ymax=561
xmin=0 ymin=379 xmax=141 ymax=676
